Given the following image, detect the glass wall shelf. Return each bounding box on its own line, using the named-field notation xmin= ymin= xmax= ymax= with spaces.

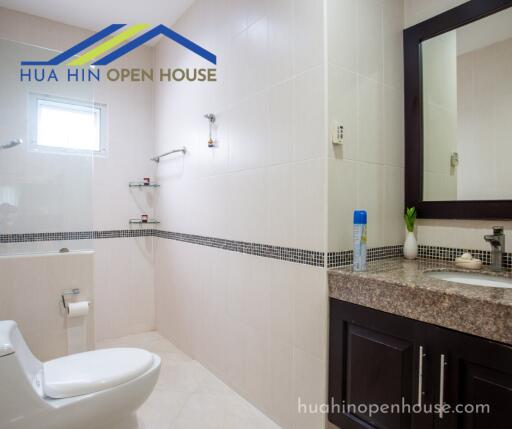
xmin=129 ymin=182 xmax=160 ymax=188
xmin=129 ymin=219 xmax=160 ymax=225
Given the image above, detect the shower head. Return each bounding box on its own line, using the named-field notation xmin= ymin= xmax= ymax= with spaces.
xmin=0 ymin=139 xmax=22 ymax=150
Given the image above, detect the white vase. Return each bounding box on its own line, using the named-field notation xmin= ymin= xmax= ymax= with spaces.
xmin=404 ymin=231 xmax=418 ymax=260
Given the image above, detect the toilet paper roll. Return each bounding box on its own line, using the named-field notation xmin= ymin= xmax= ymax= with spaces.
xmin=67 ymin=301 xmax=89 ymax=318
xmin=66 ymin=313 xmax=87 ymax=354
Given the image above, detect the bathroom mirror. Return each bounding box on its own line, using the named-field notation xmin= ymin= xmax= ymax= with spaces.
xmin=404 ymin=0 xmax=512 ymax=219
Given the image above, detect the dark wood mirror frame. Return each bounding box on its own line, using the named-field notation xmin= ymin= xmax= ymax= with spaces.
xmin=404 ymin=0 xmax=512 ymax=219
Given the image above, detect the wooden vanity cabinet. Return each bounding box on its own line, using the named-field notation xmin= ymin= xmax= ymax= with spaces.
xmin=329 ymin=299 xmax=512 ymax=429
xmin=434 ymin=324 xmax=512 ymax=429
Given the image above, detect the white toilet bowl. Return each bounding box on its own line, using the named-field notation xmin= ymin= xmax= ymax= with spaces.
xmin=0 ymin=320 xmax=161 ymax=429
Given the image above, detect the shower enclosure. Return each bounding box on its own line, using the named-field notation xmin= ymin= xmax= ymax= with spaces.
xmin=0 ymin=38 xmax=95 ymax=255
xmin=0 ymin=38 xmax=97 ymax=359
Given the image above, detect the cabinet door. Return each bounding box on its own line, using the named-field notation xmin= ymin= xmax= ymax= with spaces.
xmin=329 ymin=299 xmax=433 ymax=429
xmin=433 ymin=327 xmax=512 ymax=429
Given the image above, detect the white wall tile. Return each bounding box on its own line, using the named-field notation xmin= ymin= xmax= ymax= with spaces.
xmin=382 ymin=165 xmax=405 ymax=245
xmin=267 ymin=164 xmax=296 ymax=248
xmin=226 ymin=0 xmax=250 ymax=36
xmin=327 ymin=0 xmax=357 ymax=72
xmin=292 ymin=66 xmax=326 ymax=162
xmin=94 ymin=237 xmax=155 ymax=342
xmin=417 ymin=220 xmax=512 ymax=251
xmin=269 ymin=336 xmax=295 ymax=428
xmin=357 ymin=0 xmax=384 ymax=82
xmin=268 ymin=260 xmax=295 ymax=346
xmin=247 ymin=17 xmax=270 ymax=96
xmin=328 ymin=66 xmax=358 ymax=160
xmin=226 ymin=168 xmax=268 ymax=243
xmin=293 ymin=159 xmax=326 ymax=251
xmin=328 ymin=159 xmax=358 ymax=251
xmin=383 ymin=85 xmax=405 ymax=167
xmin=268 ymin=0 xmax=294 ymax=85
xmin=292 ymin=347 xmax=327 ymax=429
xmin=383 ymin=0 xmax=405 ymax=90
xmin=293 ymin=0 xmax=324 ymax=74
xmin=229 ymin=92 xmax=269 ymax=171
xmin=243 ymin=256 xmax=271 ymax=333
xmin=357 ymin=76 xmax=384 ymax=164
xmin=356 ymin=162 xmax=386 ymax=247
xmin=242 ymin=324 xmax=271 ymax=411
xmin=292 ymin=265 xmax=328 ymax=361
xmin=245 ymin=0 xmax=270 ymax=29
xmin=227 ymin=29 xmax=250 ymax=104
xmin=0 ymin=252 xmax=94 ymax=361
xmin=404 ymin=0 xmax=469 ymax=28
xmin=268 ymin=80 xmax=294 ymax=165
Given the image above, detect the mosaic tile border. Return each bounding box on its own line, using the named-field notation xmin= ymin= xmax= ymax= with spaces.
xmin=418 ymin=245 xmax=512 ymax=270
xmin=0 ymin=229 xmax=324 ymax=267
xmin=328 ymin=244 xmax=512 ymax=269
xmin=3 ymin=230 xmax=510 ymax=270
xmin=0 ymin=229 xmax=155 ymax=244
xmin=154 ymin=230 xmax=325 ymax=267
xmin=327 ymin=245 xmax=403 ymax=268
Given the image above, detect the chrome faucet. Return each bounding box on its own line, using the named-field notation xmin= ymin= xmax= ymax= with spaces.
xmin=484 ymin=226 xmax=505 ymax=271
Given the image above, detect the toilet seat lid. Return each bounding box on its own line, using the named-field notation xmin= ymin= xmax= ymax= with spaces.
xmin=43 ymin=348 xmax=154 ymax=399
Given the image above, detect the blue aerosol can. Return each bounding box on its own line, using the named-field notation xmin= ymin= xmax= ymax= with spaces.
xmin=353 ymin=210 xmax=367 ymax=272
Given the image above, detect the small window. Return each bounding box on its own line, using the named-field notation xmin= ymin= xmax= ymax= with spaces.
xmin=29 ymin=94 xmax=107 ymax=156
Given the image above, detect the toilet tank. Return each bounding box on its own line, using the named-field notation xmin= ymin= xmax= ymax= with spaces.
xmin=0 ymin=320 xmax=42 ymax=378
xmin=0 ymin=321 xmax=47 ymax=428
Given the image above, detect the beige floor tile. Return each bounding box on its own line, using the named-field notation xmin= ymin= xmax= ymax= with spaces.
xmin=157 ymin=360 xmax=210 ymax=393
xmin=95 ymin=332 xmax=282 ymax=429
xmin=136 ymin=390 xmax=189 ymax=429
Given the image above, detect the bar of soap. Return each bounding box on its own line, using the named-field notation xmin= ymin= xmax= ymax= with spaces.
xmin=454 ymin=259 xmax=483 ymax=270
xmin=458 ymin=252 xmax=473 ymax=261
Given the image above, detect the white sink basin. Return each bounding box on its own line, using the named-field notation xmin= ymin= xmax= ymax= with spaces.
xmin=426 ymin=271 xmax=512 ymax=289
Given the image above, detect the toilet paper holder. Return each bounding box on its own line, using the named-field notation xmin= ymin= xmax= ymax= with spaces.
xmin=61 ymin=288 xmax=91 ymax=312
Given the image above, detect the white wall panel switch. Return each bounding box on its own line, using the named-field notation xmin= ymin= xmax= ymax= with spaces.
xmin=332 ymin=124 xmax=344 ymax=145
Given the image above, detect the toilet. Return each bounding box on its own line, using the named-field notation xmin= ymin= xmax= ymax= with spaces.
xmin=0 ymin=320 xmax=161 ymax=429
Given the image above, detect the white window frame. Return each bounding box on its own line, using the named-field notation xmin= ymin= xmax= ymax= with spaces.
xmin=29 ymin=93 xmax=107 ymax=157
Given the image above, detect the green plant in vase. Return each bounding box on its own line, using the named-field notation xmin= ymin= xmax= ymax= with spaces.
xmin=403 ymin=207 xmax=418 ymax=259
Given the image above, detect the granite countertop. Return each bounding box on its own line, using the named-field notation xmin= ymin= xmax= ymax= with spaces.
xmin=329 ymin=258 xmax=512 ymax=345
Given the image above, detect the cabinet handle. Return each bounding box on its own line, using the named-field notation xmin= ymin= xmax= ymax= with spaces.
xmin=417 ymin=346 xmax=425 ymax=406
xmin=439 ymin=354 xmax=447 ymax=418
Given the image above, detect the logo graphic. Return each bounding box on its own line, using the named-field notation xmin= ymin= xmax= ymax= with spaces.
xmin=22 ymin=24 xmax=216 ymax=66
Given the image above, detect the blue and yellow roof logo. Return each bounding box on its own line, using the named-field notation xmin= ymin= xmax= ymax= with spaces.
xmin=21 ymin=24 xmax=216 ymax=66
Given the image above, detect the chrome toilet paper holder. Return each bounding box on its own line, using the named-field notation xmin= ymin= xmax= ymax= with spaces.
xmin=61 ymin=288 xmax=91 ymax=312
